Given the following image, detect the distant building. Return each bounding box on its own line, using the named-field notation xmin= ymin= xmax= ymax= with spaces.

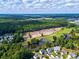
xmin=70 ymin=52 xmax=76 ymax=58
xmin=0 ymin=34 xmax=14 ymax=43
xmin=54 ymin=46 xmax=60 ymax=52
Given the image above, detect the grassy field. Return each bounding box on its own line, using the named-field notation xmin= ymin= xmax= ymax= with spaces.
xmin=36 ymin=27 xmax=73 ymax=41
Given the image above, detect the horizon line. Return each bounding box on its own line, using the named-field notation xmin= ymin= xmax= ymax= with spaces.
xmin=0 ymin=13 xmax=79 ymax=15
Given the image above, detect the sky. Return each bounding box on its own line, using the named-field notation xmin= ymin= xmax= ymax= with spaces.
xmin=0 ymin=0 xmax=79 ymax=14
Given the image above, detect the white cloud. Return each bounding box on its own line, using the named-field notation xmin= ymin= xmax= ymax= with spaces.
xmin=56 ymin=2 xmax=79 ymax=8
xmin=39 ymin=0 xmax=48 ymax=2
xmin=0 ymin=0 xmax=79 ymax=9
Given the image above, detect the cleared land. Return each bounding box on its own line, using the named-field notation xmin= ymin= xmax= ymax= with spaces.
xmin=23 ymin=27 xmax=73 ymax=45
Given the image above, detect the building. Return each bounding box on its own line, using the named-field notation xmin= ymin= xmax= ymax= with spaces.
xmin=62 ymin=50 xmax=67 ymax=54
xmin=40 ymin=49 xmax=47 ymax=55
xmin=39 ymin=38 xmax=47 ymax=45
xmin=55 ymin=55 xmax=60 ymax=59
xmin=46 ymin=48 xmax=52 ymax=54
xmin=70 ymin=52 xmax=76 ymax=58
xmin=0 ymin=34 xmax=14 ymax=43
xmin=54 ymin=46 xmax=60 ymax=52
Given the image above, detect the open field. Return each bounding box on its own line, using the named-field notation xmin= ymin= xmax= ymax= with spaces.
xmin=36 ymin=27 xmax=73 ymax=41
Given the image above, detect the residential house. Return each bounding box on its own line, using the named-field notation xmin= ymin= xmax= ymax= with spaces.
xmin=54 ymin=46 xmax=60 ymax=53
xmin=40 ymin=49 xmax=47 ymax=55
xmin=77 ymin=56 xmax=79 ymax=59
xmin=65 ymin=34 xmax=71 ymax=40
xmin=39 ymin=38 xmax=47 ymax=45
xmin=62 ymin=50 xmax=67 ymax=54
xmin=55 ymin=55 xmax=60 ymax=59
xmin=70 ymin=52 xmax=77 ymax=58
xmin=46 ymin=48 xmax=52 ymax=54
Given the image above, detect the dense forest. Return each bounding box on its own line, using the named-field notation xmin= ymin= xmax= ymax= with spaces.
xmin=0 ymin=43 xmax=33 ymax=59
xmin=0 ymin=18 xmax=69 ymax=35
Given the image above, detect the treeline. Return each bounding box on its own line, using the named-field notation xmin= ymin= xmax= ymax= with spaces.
xmin=0 ymin=43 xmax=33 ymax=59
xmin=0 ymin=18 xmax=69 ymax=35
